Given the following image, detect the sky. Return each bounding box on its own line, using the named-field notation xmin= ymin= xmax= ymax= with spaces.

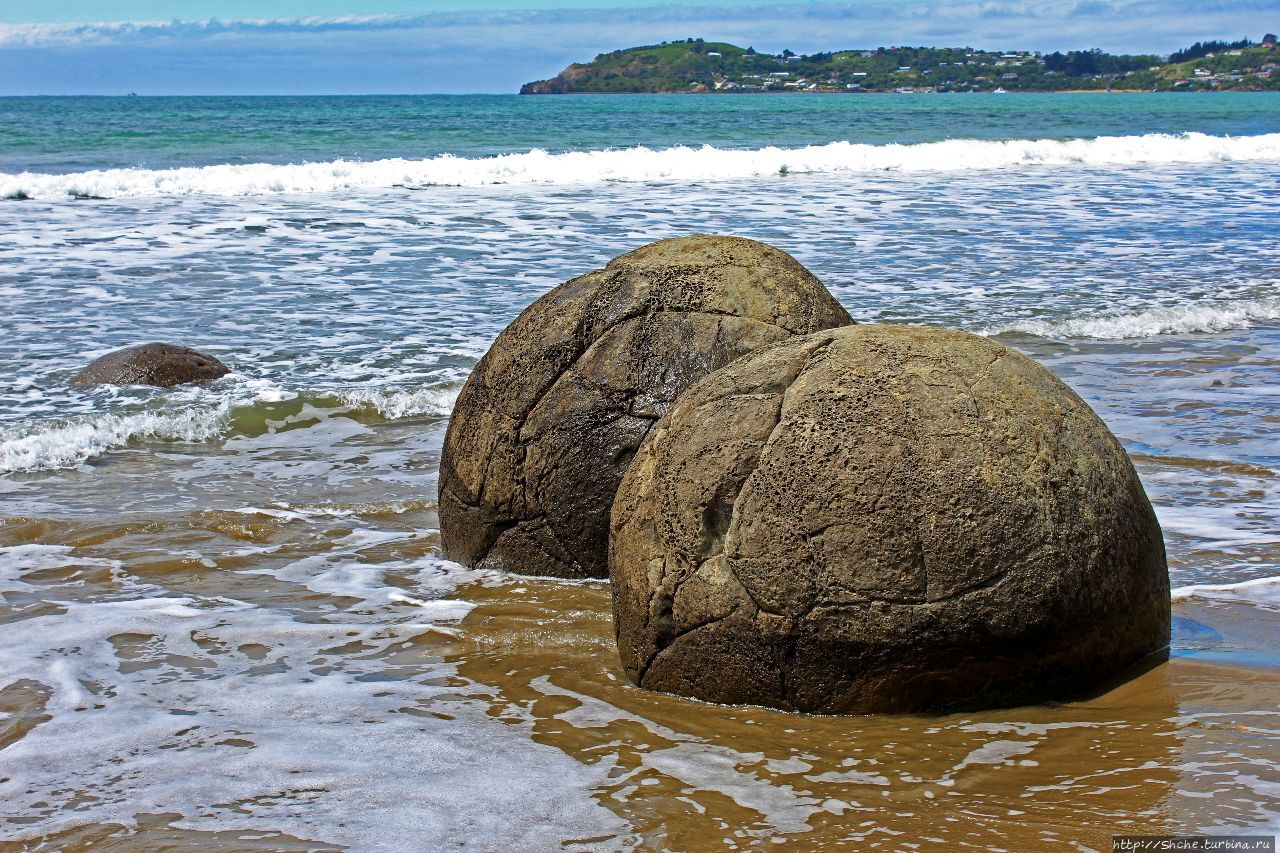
xmin=1 ymin=1 xmax=1277 ymax=95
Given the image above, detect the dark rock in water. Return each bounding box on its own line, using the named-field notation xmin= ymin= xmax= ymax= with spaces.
xmin=610 ymin=323 xmax=1170 ymax=714
xmin=70 ymin=343 xmax=230 ymax=389
xmin=438 ymin=235 xmax=854 ymax=579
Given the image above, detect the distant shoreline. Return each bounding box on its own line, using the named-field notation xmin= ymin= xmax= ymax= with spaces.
xmin=519 ymin=88 xmax=1259 ymax=95
xmin=521 ymin=37 xmax=1280 ymax=95
xmin=6 ymin=90 xmax=1280 ymax=99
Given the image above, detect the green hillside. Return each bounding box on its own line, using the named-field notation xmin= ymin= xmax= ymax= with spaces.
xmin=520 ymin=36 xmax=1280 ymax=94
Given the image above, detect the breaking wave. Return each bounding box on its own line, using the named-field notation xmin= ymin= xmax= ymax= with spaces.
xmin=0 ymin=384 xmax=459 ymax=473
xmin=985 ymin=296 xmax=1280 ymax=340
xmin=5 ymin=132 xmax=1280 ymax=200
xmin=0 ymin=405 xmax=231 ymax=474
xmin=337 ymin=385 xmax=460 ymax=420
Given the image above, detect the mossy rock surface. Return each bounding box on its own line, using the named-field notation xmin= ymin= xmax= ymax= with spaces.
xmin=438 ymin=235 xmax=853 ymax=579
xmin=610 ymin=323 xmax=1170 ymax=713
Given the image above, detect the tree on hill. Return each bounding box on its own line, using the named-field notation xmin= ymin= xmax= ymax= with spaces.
xmin=1043 ymin=48 xmax=1158 ymax=75
xmin=1168 ymin=38 xmax=1253 ymax=63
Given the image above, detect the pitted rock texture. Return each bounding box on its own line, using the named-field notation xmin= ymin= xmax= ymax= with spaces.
xmin=610 ymin=324 xmax=1170 ymax=714
xmin=70 ymin=343 xmax=230 ymax=389
xmin=438 ymin=235 xmax=853 ymax=579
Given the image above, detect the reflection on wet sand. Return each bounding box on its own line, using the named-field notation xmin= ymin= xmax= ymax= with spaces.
xmin=452 ymin=577 xmax=1280 ymax=849
xmin=1 ymin=499 xmax=1278 ymax=850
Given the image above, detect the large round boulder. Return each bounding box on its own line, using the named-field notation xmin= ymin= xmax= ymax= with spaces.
xmin=70 ymin=343 xmax=230 ymax=389
xmin=439 ymin=236 xmax=853 ymax=579
xmin=610 ymin=324 xmax=1170 ymax=713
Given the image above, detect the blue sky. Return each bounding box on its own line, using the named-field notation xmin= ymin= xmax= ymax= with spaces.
xmin=2 ymin=1 xmax=1277 ymax=94
xmin=0 ymin=0 xmax=816 ymax=21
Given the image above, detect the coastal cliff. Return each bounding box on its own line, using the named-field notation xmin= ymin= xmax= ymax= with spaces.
xmin=521 ymin=36 xmax=1280 ymax=94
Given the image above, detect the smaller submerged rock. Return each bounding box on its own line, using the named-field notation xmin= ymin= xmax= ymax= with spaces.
xmin=70 ymin=343 xmax=230 ymax=389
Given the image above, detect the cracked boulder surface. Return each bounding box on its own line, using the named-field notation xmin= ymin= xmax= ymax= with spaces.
xmin=70 ymin=343 xmax=230 ymax=389
xmin=610 ymin=323 xmax=1170 ymax=714
xmin=438 ymin=235 xmax=853 ymax=579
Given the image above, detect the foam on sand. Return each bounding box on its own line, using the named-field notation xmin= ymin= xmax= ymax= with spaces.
xmin=1172 ymin=576 xmax=1280 ymax=609
xmin=0 ymin=552 xmax=628 ymax=847
xmin=0 ymin=544 xmax=124 ymax=601
xmin=5 ymin=132 xmax=1279 ymax=200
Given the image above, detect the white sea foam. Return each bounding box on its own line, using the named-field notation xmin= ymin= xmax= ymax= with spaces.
xmin=0 ymin=544 xmax=125 ymax=601
xmin=985 ymin=296 xmax=1280 ymax=340
xmin=0 ymin=382 xmax=462 ymax=473
xmin=0 ymin=404 xmax=232 ymax=473
xmin=0 ymin=530 xmax=622 ymax=846
xmin=528 ymin=675 xmax=825 ymax=834
xmin=0 ymin=590 xmax=627 ymax=847
xmin=1155 ymin=503 xmax=1279 ymax=549
xmin=5 ymin=132 xmax=1279 ymax=200
xmin=1172 ymin=576 xmax=1280 ymax=609
xmin=251 ymin=552 xmax=476 ymax=613
xmin=338 ymin=385 xmax=460 ymax=419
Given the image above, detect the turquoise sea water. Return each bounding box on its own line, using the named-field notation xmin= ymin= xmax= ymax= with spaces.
xmin=3 ymin=92 xmax=1280 ymax=171
xmin=1 ymin=93 xmax=1278 ymax=847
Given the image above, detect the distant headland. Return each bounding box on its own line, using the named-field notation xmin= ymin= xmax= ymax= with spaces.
xmin=521 ymin=35 xmax=1280 ymax=94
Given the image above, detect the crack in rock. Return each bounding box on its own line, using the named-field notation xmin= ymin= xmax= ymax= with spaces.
xmin=612 ymin=324 xmax=1170 ymax=714
xmin=441 ymin=236 xmax=853 ymax=579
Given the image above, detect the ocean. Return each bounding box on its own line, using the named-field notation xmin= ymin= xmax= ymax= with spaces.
xmin=1 ymin=92 xmax=1278 ymax=848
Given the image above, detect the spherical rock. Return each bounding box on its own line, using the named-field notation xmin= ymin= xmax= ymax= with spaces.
xmin=438 ymin=235 xmax=853 ymax=579
xmin=71 ymin=343 xmax=230 ymax=389
xmin=610 ymin=324 xmax=1169 ymax=713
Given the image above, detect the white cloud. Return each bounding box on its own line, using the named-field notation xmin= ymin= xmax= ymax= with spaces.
xmin=1 ymin=1 xmax=1276 ymax=94
xmin=2 ymin=2 xmax=1276 ymax=51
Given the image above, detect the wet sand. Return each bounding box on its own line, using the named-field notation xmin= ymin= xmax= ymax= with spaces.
xmin=3 ymin=500 xmax=1277 ymax=849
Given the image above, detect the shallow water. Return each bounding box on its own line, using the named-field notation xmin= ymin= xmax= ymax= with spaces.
xmin=2 ymin=531 xmax=1278 ymax=849
xmin=1 ymin=94 xmax=1278 ymax=848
